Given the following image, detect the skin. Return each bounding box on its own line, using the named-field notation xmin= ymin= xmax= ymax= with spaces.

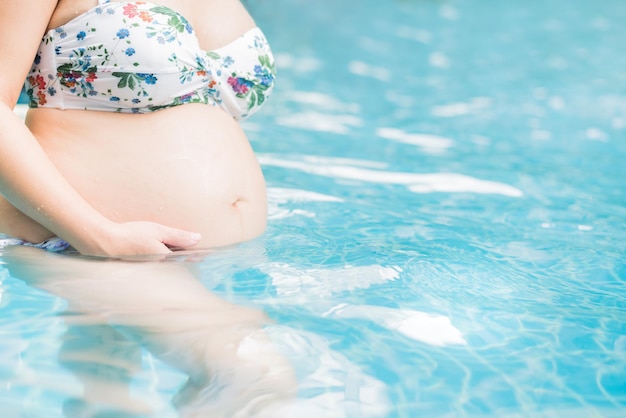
xmin=0 ymin=0 xmax=267 ymax=256
xmin=4 ymin=246 xmax=296 ymax=416
xmin=0 ymin=1 xmax=296 ymax=415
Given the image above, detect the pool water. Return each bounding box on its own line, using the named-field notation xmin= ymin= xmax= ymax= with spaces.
xmin=2 ymin=0 xmax=626 ymax=416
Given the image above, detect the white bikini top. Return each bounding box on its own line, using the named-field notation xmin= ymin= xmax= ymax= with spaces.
xmin=24 ymin=0 xmax=276 ymax=119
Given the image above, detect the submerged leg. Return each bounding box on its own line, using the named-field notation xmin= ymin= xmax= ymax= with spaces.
xmin=59 ymin=323 xmax=149 ymax=417
xmin=2 ymin=246 xmax=296 ymax=417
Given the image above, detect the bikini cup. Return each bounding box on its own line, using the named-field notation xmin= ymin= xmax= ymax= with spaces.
xmin=26 ymin=1 xmax=276 ymax=119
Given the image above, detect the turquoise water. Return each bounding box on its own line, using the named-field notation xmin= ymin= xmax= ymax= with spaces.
xmin=2 ymin=0 xmax=626 ymax=416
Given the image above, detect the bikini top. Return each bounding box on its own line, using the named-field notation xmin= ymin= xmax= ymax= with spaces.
xmin=24 ymin=0 xmax=276 ymax=120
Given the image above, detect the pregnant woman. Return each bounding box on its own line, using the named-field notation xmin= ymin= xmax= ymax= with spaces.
xmin=0 ymin=0 xmax=273 ymax=255
xmin=0 ymin=1 xmax=294 ymax=415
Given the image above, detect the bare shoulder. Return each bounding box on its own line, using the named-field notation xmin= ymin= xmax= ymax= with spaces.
xmin=0 ymin=0 xmax=58 ymax=105
xmin=189 ymin=0 xmax=256 ymax=50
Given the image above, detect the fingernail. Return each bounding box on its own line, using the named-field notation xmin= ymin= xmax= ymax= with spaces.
xmin=191 ymin=233 xmax=202 ymax=242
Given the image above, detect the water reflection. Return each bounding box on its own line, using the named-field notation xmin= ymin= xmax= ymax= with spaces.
xmin=2 ymin=246 xmax=296 ymax=417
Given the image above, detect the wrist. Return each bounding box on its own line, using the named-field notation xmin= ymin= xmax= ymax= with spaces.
xmin=64 ymin=218 xmax=120 ymax=256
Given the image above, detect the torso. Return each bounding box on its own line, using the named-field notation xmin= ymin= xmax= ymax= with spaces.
xmin=0 ymin=0 xmax=269 ymax=249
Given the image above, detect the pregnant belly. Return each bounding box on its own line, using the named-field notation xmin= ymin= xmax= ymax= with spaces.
xmin=23 ymin=104 xmax=267 ymax=248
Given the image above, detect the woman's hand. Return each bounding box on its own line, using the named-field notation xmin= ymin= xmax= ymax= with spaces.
xmin=75 ymin=221 xmax=202 ymax=257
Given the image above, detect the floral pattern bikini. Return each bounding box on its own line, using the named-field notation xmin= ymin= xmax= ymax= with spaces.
xmin=2 ymin=0 xmax=277 ymax=252
xmin=24 ymin=0 xmax=276 ymax=120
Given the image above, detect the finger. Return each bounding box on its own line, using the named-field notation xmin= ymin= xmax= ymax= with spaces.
xmin=159 ymin=227 xmax=202 ymax=249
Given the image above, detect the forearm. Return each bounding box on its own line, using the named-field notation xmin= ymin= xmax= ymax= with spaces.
xmin=0 ymin=0 xmax=202 ymax=256
xmin=0 ymin=104 xmax=114 ymax=252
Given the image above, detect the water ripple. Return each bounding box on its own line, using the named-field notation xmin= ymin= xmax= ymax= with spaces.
xmin=260 ymin=155 xmax=523 ymax=197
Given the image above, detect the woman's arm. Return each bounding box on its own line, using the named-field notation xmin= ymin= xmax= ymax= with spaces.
xmin=0 ymin=0 xmax=201 ymax=256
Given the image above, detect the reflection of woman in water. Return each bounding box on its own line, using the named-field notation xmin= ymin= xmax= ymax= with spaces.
xmin=0 ymin=0 xmax=294 ymax=415
xmin=5 ymin=247 xmax=295 ymax=416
